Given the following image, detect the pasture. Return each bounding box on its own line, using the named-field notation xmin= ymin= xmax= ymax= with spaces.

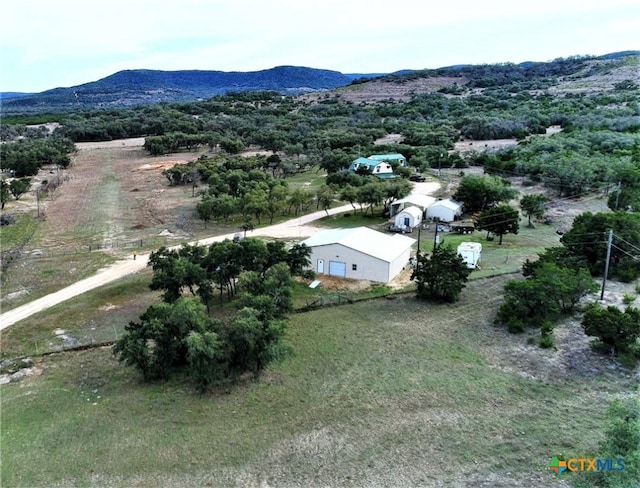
xmin=2 ymin=275 xmax=634 ymax=487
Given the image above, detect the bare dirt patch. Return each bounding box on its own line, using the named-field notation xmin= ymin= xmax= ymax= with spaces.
xmin=301 ymin=76 xmax=469 ymax=104
xmin=484 ymin=279 xmax=639 ymax=386
xmin=75 ymin=137 xmax=146 ymax=150
xmin=25 ymin=141 xmax=208 ymax=253
xmin=303 ymin=274 xmax=374 ymax=293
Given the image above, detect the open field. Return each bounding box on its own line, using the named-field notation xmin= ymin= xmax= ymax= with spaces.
xmin=1 ymin=275 xmax=636 ymax=487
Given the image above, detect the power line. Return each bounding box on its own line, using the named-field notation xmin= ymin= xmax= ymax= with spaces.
xmin=614 ymin=235 xmax=640 ymax=255
xmin=611 ymin=244 xmax=640 ymax=263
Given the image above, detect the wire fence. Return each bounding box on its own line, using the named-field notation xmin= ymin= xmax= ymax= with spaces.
xmin=1 ymin=237 xmax=172 ymax=265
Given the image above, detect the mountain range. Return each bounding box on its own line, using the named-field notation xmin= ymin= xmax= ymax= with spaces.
xmin=1 ymin=51 xmax=637 ymax=114
xmin=0 ymin=66 xmax=383 ymax=113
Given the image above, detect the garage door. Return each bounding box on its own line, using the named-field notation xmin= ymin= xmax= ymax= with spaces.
xmin=328 ymin=261 xmax=346 ymax=277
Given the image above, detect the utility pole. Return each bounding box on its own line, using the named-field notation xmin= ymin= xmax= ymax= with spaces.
xmin=600 ymin=229 xmax=614 ymax=300
xmin=433 ymin=222 xmax=439 ymax=251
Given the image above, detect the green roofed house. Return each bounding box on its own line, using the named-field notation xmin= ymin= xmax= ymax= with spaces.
xmin=368 ymin=153 xmax=408 ymax=168
xmin=348 ymin=153 xmax=408 ymax=179
xmin=348 ymin=157 xmax=397 ymax=178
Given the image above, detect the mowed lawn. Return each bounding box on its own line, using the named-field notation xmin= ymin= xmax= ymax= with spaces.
xmin=1 ymin=276 xmax=631 ymax=487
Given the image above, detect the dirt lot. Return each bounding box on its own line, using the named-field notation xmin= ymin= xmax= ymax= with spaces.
xmin=301 ymin=76 xmax=469 ymax=104
xmin=29 ymin=140 xmax=207 ymax=252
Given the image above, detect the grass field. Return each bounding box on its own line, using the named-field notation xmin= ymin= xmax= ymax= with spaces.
xmin=1 ymin=275 xmax=635 ymax=487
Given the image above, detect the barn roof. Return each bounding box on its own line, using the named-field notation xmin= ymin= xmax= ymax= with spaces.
xmin=301 ymin=227 xmax=415 ymax=263
xmin=396 ymin=205 xmax=423 ymax=218
xmin=429 ymin=198 xmax=462 ymax=211
xmin=368 ymin=153 xmax=406 ymax=161
xmin=393 ymin=194 xmax=436 ymax=209
xmin=349 ymin=157 xmax=383 ymax=171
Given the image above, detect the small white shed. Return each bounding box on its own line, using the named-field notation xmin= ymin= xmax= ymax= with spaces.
xmin=389 ymin=194 xmax=436 ymax=217
xmin=426 ymin=198 xmax=463 ymax=222
xmin=457 ymin=242 xmax=482 ymax=269
xmin=394 ymin=206 xmax=423 ymax=232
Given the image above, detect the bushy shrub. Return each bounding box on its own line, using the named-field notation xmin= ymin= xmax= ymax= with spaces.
xmin=0 ymin=213 xmax=16 ymax=226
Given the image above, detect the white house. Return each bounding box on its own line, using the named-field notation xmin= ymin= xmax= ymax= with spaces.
xmin=300 ymin=227 xmax=416 ymax=283
xmin=393 ymin=206 xmax=423 ymax=232
xmin=348 ymin=157 xmax=396 ymax=178
xmin=457 ymin=242 xmax=482 ymax=269
xmin=367 ymin=153 xmax=408 ymax=168
xmin=389 ymin=194 xmax=436 ymax=217
xmin=426 ymin=198 xmax=463 ymax=222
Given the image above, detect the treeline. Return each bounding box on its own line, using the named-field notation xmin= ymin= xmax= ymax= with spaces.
xmin=479 ymin=130 xmax=640 ymax=199
xmin=3 ymin=82 xmax=636 ymax=171
xmin=0 ymin=136 xmax=75 ymax=177
xmin=165 ymin=154 xmax=412 ymax=226
xmin=114 ymin=238 xmax=311 ymax=391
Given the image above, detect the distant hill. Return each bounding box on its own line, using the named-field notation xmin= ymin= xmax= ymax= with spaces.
xmin=2 ymin=51 xmax=637 ymax=114
xmin=0 ymin=92 xmax=33 ymax=101
xmin=1 ymin=66 xmax=374 ymax=113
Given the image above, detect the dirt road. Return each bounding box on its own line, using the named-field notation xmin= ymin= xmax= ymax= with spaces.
xmin=0 ymin=182 xmax=440 ymax=329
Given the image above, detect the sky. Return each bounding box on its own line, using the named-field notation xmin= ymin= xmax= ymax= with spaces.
xmin=1 ymin=0 xmax=638 ymax=93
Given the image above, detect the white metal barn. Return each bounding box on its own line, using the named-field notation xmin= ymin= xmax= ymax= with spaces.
xmin=393 ymin=206 xmax=423 ymax=232
xmin=457 ymin=242 xmax=482 ymax=269
xmin=389 ymin=194 xmax=436 ymax=217
xmin=426 ymin=198 xmax=463 ymax=222
xmin=301 ymin=227 xmax=416 ymax=283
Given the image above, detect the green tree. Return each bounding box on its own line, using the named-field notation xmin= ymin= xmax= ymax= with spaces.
xmin=338 ymin=185 xmax=359 ymax=210
xmin=607 ymin=167 xmax=640 ymax=212
xmin=226 ymin=307 xmax=287 ymax=378
xmin=239 ymin=262 xmax=294 ymax=319
xmin=9 ymin=177 xmax=31 ymax=200
xmin=196 ymin=195 xmax=214 ymax=228
xmin=315 ymin=186 xmax=334 ymax=215
xmin=522 ymin=247 xmax=588 ymax=277
xmin=412 ymin=245 xmax=472 ymax=302
xmin=288 ymin=187 xmax=313 ymax=215
xmin=582 ymin=304 xmax=640 ymax=357
xmin=476 ymin=204 xmax=520 ymax=245
xmin=286 ymin=243 xmax=312 ymax=276
xmin=573 ymin=399 xmax=640 ymax=488
xmin=453 ymin=175 xmax=518 ymax=213
xmin=496 ymin=262 xmax=598 ymax=333
xmin=520 ymin=193 xmax=548 ymax=227
xmin=113 ymin=297 xmax=219 ymax=381
xmin=265 ymin=180 xmax=289 ymax=224
xmin=357 ymin=181 xmax=384 ymax=216
xmin=186 ymin=330 xmax=224 ymax=392
xmin=148 ymin=245 xmax=208 ymax=303
xmin=240 ymin=219 xmax=254 ymax=237
xmin=242 ymin=188 xmax=268 ymax=224
xmin=0 ymin=179 xmax=9 ymax=209
xmin=381 ymin=179 xmax=412 ymax=214
xmin=561 ymin=212 xmax=640 ymax=281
